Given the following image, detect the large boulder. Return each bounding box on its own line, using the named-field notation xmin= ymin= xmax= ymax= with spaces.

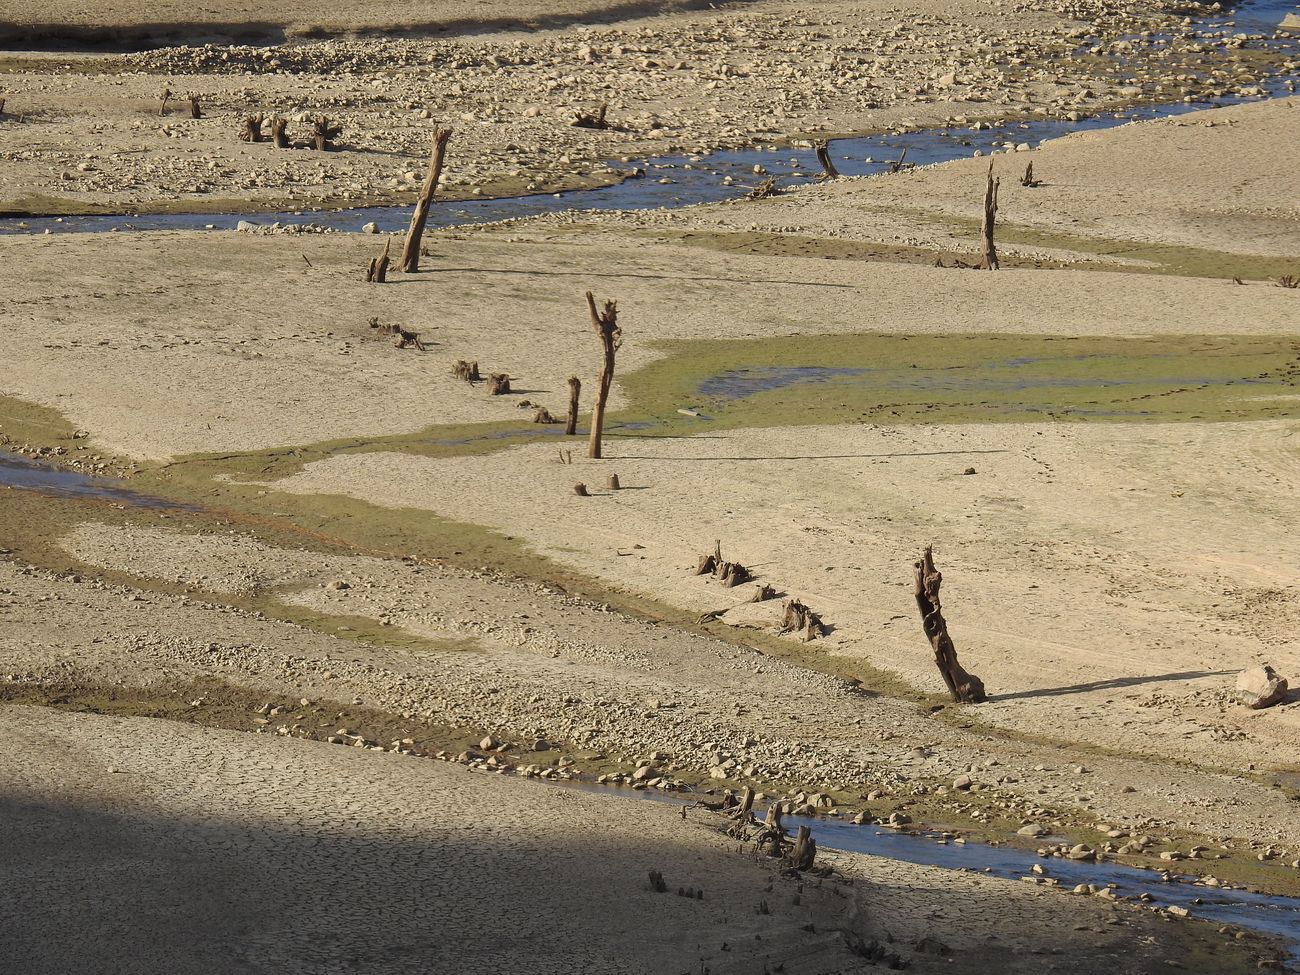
xmin=1235 ymin=664 xmax=1288 ymax=710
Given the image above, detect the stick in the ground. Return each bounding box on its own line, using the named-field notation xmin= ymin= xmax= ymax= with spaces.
xmin=401 ymin=126 xmax=453 ymax=274
xmin=586 ymin=291 xmax=621 ymax=460
xmin=565 ymin=375 xmax=582 ymax=436
xmin=913 ymin=545 xmax=987 ymax=703
xmin=158 ymin=87 xmax=171 ymax=116
xmin=981 ymin=160 xmax=1000 ymax=271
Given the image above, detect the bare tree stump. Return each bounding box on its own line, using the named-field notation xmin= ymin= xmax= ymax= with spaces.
xmin=779 ymin=599 xmax=826 ymax=641
xmin=158 ymin=87 xmax=171 ymax=116
xmin=694 ymin=553 xmax=717 ymax=576
xmin=393 ymin=328 xmax=425 ymax=350
xmin=0 ymin=98 xmax=7 ymax=116
xmin=750 ymin=584 xmax=777 ymax=603
xmin=730 ymin=786 xmax=756 ymax=819
xmin=757 ymin=802 xmax=785 ymax=857
xmin=188 ymin=94 xmax=202 ymax=119
xmin=748 ymin=176 xmax=778 ymax=200
xmin=366 ymin=239 xmax=391 ymax=283
xmin=981 ymin=160 xmax=1000 ymax=271
xmin=487 ymin=373 xmax=512 ymax=395
xmin=586 ymin=291 xmax=621 ymax=459
xmin=401 ymin=126 xmax=452 ymax=274
xmin=565 ymin=375 xmax=582 ymax=436
xmin=312 ymin=115 xmax=342 ymax=151
xmin=533 ymin=406 xmax=556 ymax=423
xmin=271 ymin=116 xmax=289 ymax=149
xmin=607 ymin=473 xmax=620 ymax=490
xmin=888 ymin=147 xmax=910 ymax=173
xmin=648 ymin=869 xmax=667 ymax=892
xmin=240 ymin=114 xmax=264 ymax=143
xmin=914 ymin=545 xmax=987 ymax=703
xmin=452 ymin=360 xmax=481 ymax=383
xmin=789 ymin=826 xmax=816 ymax=871
xmin=573 ymin=483 xmax=589 ymax=497
xmin=717 ymin=561 xmax=751 ymax=588
xmin=572 ymin=102 xmax=609 ymax=129
xmin=1020 ymin=161 xmax=1041 ymax=188
xmin=813 ymin=139 xmax=840 ymax=179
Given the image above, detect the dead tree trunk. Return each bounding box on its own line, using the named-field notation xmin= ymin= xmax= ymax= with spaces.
xmin=813 ymin=139 xmax=839 ymax=179
xmin=271 ymin=116 xmax=289 ymax=149
xmin=366 ymin=239 xmax=391 ymax=283
xmin=487 ymin=373 xmax=512 ymax=395
xmin=888 ymin=147 xmax=910 ymax=173
xmin=914 ymin=546 xmax=986 ymax=703
xmin=312 ymin=115 xmax=342 ymax=151
xmin=0 ymin=98 xmax=7 ymax=116
xmin=188 ymin=94 xmax=202 ymax=119
xmin=565 ymin=375 xmax=582 ymax=435
xmin=790 ymin=826 xmax=816 ymax=871
xmin=981 ymin=161 xmax=1000 ymax=271
xmin=240 ymin=114 xmax=264 ymax=143
xmin=158 ymin=88 xmax=171 ymax=116
xmin=401 ymin=126 xmax=452 ymax=274
xmin=1020 ymin=161 xmax=1041 ymax=188
xmin=586 ymin=291 xmax=621 ymax=460
xmin=573 ymin=103 xmax=609 ymax=129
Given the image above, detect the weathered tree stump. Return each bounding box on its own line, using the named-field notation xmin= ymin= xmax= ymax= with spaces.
xmin=913 ymin=545 xmax=987 ymax=703
xmin=573 ymin=482 xmax=589 ymax=497
xmin=789 ymin=826 xmax=816 ymax=871
xmin=0 ymin=98 xmax=7 ymax=116
xmin=748 ymin=176 xmax=778 ymax=200
xmin=565 ymin=375 xmax=582 ymax=436
xmin=1020 ymin=161 xmax=1041 ymax=188
xmin=487 ymin=373 xmax=512 ymax=395
xmin=813 ymin=139 xmax=840 ymax=179
xmin=533 ymin=406 xmax=556 ymax=424
xmin=366 ymin=239 xmax=391 ymax=283
xmin=888 ymin=147 xmax=910 ymax=173
xmin=188 ymin=94 xmax=202 ymax=119
xmin=981 ymin=160 xmax=1000 ymax=271
xmin=648 ymin=869 xmax=667 ymax=892
xmin=586 ymin=291 xmax=621 ymax=459
xmin=717 ymin=561 xmax=751 ymax=588
xmin=572 ymin=102 xmax=609 ymax=129
xmin=240 ymin=114 xmax=264 ymax=143
xmin=1278 ymin=274 xmax=1298 ymax=289
xmin=393 ymin=328 xmax=425 ymax=350
xmin=607 ymin=473 xmax=620 ymax=490
xmin=730 ymin=786 xmax=756 ymax=819
xmin=750 ymin=583 xmax=778 ymax=602
xmin=271 ymin=116 xmax=289 ymax=149
xmin=757 ymin=802 xmax=785 ymax=857
xmin=312 ymin=115 xmax=342 ymax=151
xmin=401 ymin=126 xmax=452 ymax=274
xmin=779 ymin=599 xmax=826 ymax=641
xmin=452 ymin=360 xmax=481 ymax=383
xmin=695 ymin=553 xmax=717 ymax=575
xmin=158 ymin=87 xmax=172 ymax=116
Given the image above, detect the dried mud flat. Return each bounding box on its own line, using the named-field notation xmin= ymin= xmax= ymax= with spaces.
xmin=2 ymin=0 xmax=1300 ymax=973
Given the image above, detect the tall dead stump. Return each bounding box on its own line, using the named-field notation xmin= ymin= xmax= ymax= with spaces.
xmin=813 ymin=139 xmax=839 ymax=179
xmin=914 ymin=546 xmax=987 ymax=703
xmin=586 ymin=291 xmax=621 ymax=459
xmin=401 ymin=126 xmax=453 ymax=274
xmin=565 ymin=375 xmax=582 ymax=436
xmin=981 ymin=161 xmax=1000 ymax=271
xmin=366 ymin=239 xmax=391 ymax=283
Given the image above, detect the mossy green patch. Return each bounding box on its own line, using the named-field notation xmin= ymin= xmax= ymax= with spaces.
xmin=619 ymin=333 xmax=1300 ymax=433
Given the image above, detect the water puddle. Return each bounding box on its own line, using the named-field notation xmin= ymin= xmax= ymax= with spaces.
xmin=0 ymin=451 xmax=194 ymax=509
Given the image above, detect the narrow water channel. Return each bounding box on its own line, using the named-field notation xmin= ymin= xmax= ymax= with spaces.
xmin=1 ymin=0 xmax=1294 ymax=237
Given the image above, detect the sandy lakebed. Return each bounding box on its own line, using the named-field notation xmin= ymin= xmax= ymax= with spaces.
xmin=1 ymin=0 xmax=1299 ymax=973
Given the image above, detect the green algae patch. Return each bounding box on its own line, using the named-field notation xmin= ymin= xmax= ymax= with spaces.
xmin=618 ymin=333 xmax=1300 ymax=433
